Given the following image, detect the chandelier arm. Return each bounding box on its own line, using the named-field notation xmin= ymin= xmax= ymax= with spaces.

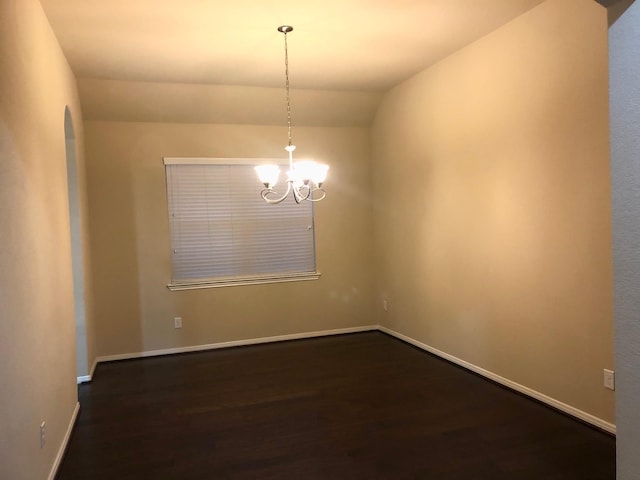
xmin=259 ymin=182 xmax=324 ymax=204
xmin=306 ymin=187 xmax=326 ymax=202
xmin=260 ymin=182 xmax=293 ymax=204
xmin=292 ymin=184 xmax=312 ymax=203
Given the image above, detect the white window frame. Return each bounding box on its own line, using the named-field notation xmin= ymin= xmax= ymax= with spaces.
xmin=163 ymin=157 xmax=320 ymax=291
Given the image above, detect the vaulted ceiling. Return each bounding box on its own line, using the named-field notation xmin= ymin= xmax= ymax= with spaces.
xmin=39 ymin=0 xmax=545 ymax=123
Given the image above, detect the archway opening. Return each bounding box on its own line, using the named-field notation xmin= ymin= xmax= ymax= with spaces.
xmin=64 ymin=106 xmax=89 ymax=380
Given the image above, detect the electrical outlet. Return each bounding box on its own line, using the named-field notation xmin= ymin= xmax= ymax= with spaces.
xmin=40 ymin=421 xmax=46 ymax=448
xmin=383 ymin=299 xmax=388 ymax=311
xmin=174 ymin=317 xmax=182 ymax=329
xmin=604 ymin=369 xmax=615 ymax=390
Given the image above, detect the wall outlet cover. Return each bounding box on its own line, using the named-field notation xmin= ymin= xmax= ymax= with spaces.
xmin=604 ymin=369 xmax=615 ymax=390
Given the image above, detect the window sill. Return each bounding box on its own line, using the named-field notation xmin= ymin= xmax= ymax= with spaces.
xmin=167 ymin=272 xmax=321 ymax=291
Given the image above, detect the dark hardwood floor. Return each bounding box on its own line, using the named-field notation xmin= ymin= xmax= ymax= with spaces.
xmin=56 ymin=332 xmax=615 ymax=479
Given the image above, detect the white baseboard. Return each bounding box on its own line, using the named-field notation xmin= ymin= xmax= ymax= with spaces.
xmin=48 ymin=401 xmax=79 ymax=480
xmin=96 ymin=325 xmax=378 ymax=363
xmin=77 ymin=358 xmax=98 ymax=384
xmin=378 ymin=326 xmax=616 ymax=435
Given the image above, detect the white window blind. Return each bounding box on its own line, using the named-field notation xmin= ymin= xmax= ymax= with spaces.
xmin=164 ymin=158 xmax=318 ymax=289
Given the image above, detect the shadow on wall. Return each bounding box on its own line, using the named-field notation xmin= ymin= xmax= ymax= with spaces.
xmin=85 ymin=124 xmax=144 ymax=357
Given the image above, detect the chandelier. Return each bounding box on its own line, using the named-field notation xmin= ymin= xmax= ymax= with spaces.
xmin=255 ymin=25 xmax=329 ymax=204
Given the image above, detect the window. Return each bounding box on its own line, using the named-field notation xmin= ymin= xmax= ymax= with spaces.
xmin=164 ymin=158 xmax=319 ymax=290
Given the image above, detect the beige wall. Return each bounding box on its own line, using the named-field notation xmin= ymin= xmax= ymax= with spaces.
xmin=84 ymin=121 xmax=375 ymax=356
xmin=371 ymin=0 xmax=614 ymax=423
xmin=0 ymin=0 xmax=94 ymax=478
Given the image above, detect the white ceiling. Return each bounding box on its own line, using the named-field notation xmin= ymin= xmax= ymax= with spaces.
xmin=40 ymin=0 xmax=544 ymax=92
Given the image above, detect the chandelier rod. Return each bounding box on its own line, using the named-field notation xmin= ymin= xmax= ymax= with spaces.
xmin=279 ymin=25 xmax=294 ymax=149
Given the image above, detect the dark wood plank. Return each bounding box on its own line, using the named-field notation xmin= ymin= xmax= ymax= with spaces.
xmin=56 ymin=332 xmax=615 ymax=479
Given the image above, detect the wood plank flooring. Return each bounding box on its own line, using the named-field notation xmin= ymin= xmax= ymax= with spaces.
xmin=56 ymin=332 xmax=615 ymax=479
